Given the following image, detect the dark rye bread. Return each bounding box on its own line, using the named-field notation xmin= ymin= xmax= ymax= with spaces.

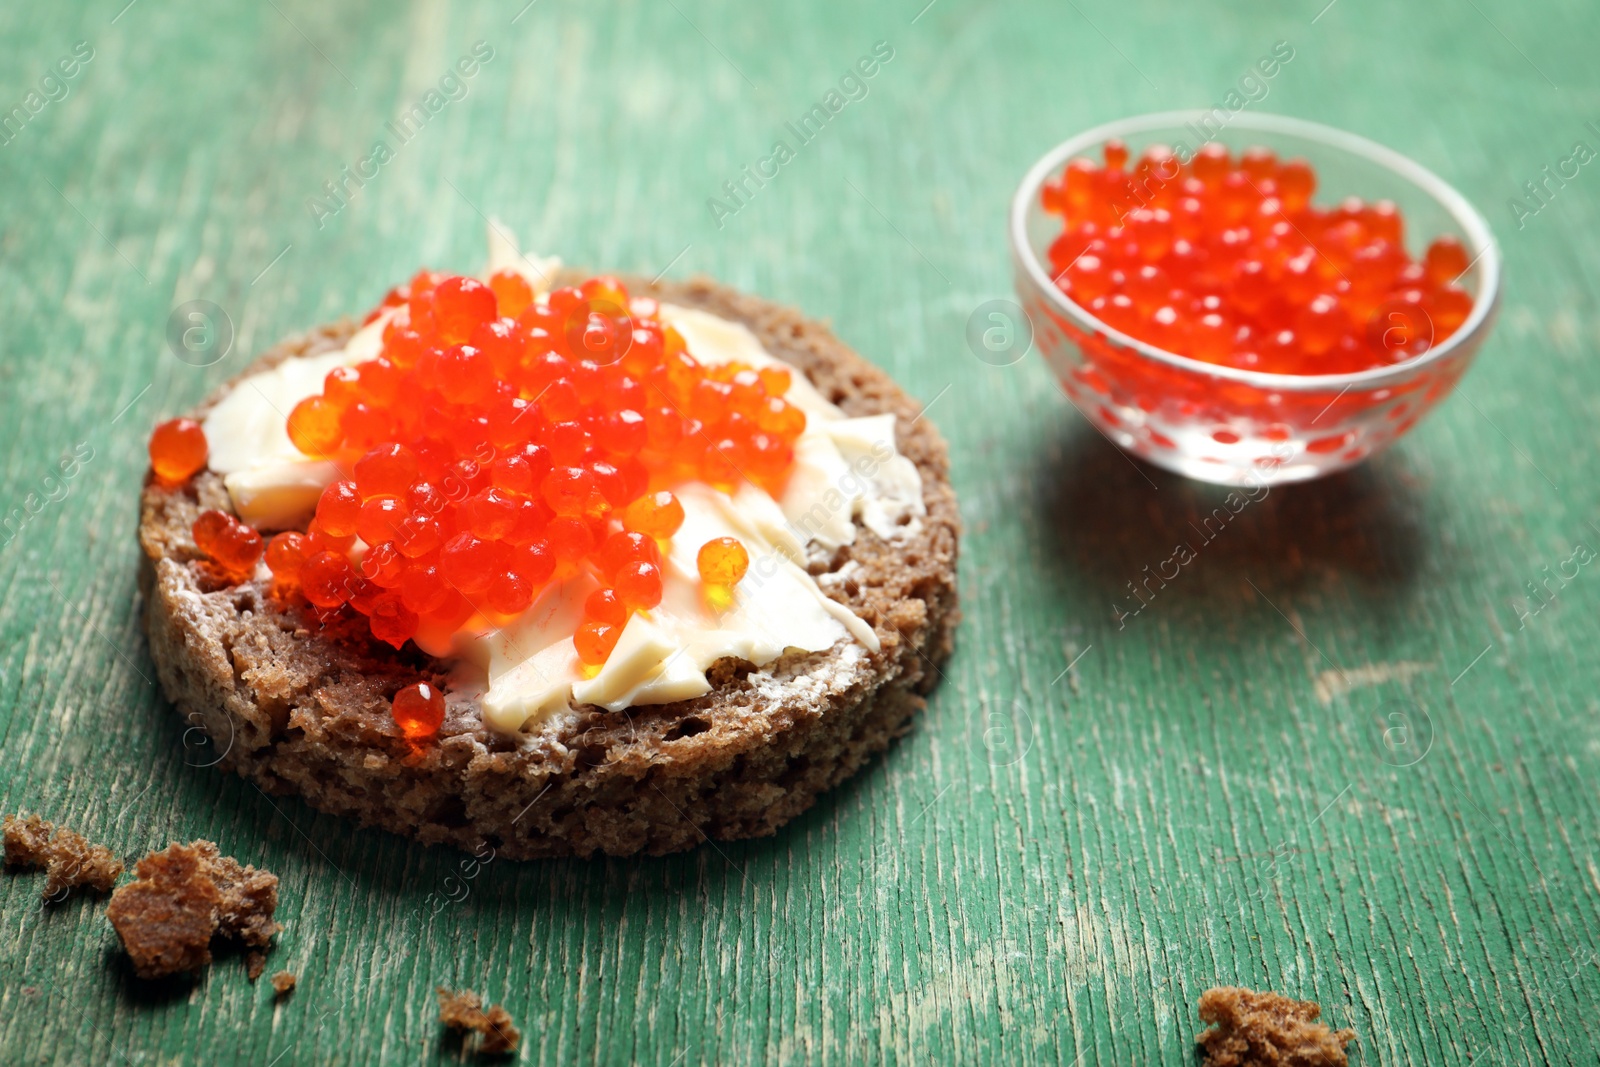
xmin=138 ymin=275 xmax=960 ymax=859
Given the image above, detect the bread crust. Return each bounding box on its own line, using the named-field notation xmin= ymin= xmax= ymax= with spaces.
xmin=138 ymin=275 xmax=960 ymax=858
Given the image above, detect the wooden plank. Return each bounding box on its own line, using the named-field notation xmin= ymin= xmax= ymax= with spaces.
xmin=1 ymin=0 xmax=1597 ymax=1062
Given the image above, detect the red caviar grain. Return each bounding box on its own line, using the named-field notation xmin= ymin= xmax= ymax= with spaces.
xmin=148 ymin=418 xmax=209 ymax=482
xmin=545 ymin=420 xmax=588 ymax=466
xmin=622 ymin=327 xmax=663 ymax=376
xmin=435 ymin=344 xmax=495 ymax=405
xmin=516 ymin=539 xmax=556 ymax=586
xmin=755 ymin=398 xmax=806 ymax=441
xmin=581 ymin=275 xmax=629 ymax=308
xmin=306 ymin=518 xmax=356 ymax=556
xmin=192 ymin=510 xmax=233 ymax=557
xmin=401 ymin=563 xmax=449 ymax=614
xmin=356 ymin=358 xmax=401 ymax=406
xmin=468 ymin=487 xmax=520 ymax=540
xmin=644 ymin=406 xmax=684 ymax=451
xmin=574 ymin=620 xmax=620 ymax=666
xmin=486 ymin=395 xmax=535 ymax=449
xmin=433 ymin=276 xmax=498 ymax=344
xmin=354 ymin=443 xmax=417 ymax=499
xmin=394 ymin=512 xmax=443 ymax=558
xmin=357 ymin=496 xmax=405 ymax=546
xmin=756 ymin=365 xmax=792 ymax=396
xmin=324 ymin=365 xmax=364 ymax=408
xmin=621 ymin=491 xmax=685 ymax=539
xmin=1424 ymin=235 xmax=1470 ymax=286
xmin=423 ymin=589 xmax=473 ymax=632
xmin=287 ymin=395 xmax=344 ymax=456
xmin=345 ymin=574 xmax=378 ymax=615
xmin=601 ymin=409 xmax=648 ymax=457
xmin=341 ymin=401 xmax=390 ymax=451
xmin=439 ymin=532 xmax=500 ymax=596
xmin=541 ymin=466 xmax=599 ymax=517
xmin=548 ymin=285 xmax=584 ymax=316
xmin=492 ymin=454 xmax=537 ymax=496
xmin=588 ymin=461 xmax=629 ymax=509
xmin=546 ymin=517 xmax=593 ymax=568
xmin=597 ymin=531 xmax=659 ymax=581
xmin=614 ymin=560 xmax=663 ymax=611
xmin=391 ymin=681 xmax=445 ymax=740
xmin=487 ymin=572 xmax=534 ymax=615
xmin=368 ymin=594 xmax=418 ymax=648
xmin=384 ymin=326 xmax=427 ymax=369
xmin=701 ymin=439 xmax=739 ymax=485
xmin=472 ymin=319 xmax=524 ymax=379
xmin=697 ymin=537 xmax=749 ymax=587
xmin=585 ymin=588 xmax=627 ymax=627
xmin=359 ymin=541 xmax=407 ymax=588
xmin=265 ymin=531 xmax=309 ymax=584
xmin=505 ymin=498 xmax=550 ymax=546
xmin=488 ymin=270 xmax=534 ymax=319
xmin=302 ymin=551 xmax=355 ymax=608
xmin=190 ymin=510 xmax=262 ymax=574
xmin=213 ymin=520 xmax=264 ymax=574
xmin=192 ymin=510 xmax=261 ymax=576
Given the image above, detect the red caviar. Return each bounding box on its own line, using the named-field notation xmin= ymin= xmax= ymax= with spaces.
xmin=622 ymin=490 xmax=686 ymax=539
xmin=1041 ymin=140 xmax=1475 ymax=374
xmin=265 ymin=531 xmax=309 ymax=585
xmin=574 ymin=620 xmax=620 ymax=667
xmin=697 ymin=537 xmax=749 ymax=587
xmin=148 ymin=418 xmax=209 ymax=482
xmin=275 ymin=270 xmax=806 ymax=677
xmin=392 ymin=682 xmax=445 ymax=740
xmin=192 ymin=509 xmax=263 ymax=575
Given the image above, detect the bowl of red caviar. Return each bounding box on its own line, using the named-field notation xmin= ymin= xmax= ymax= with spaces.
xmin=1011 ymin=111 xmax=1500 ymax=485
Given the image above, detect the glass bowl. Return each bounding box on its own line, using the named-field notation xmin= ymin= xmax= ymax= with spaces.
xmin=1010 ymin=111 xmax=1501 ymax=486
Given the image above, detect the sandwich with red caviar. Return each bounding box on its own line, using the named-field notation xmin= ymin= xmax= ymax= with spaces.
xmin=138 ymin=230 xmax=959 ymax=858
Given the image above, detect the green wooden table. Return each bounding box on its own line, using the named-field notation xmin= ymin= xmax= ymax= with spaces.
xmin=2 ymin=0 xmax=1597 ymax=1062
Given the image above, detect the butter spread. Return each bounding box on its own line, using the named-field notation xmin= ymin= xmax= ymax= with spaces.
xmin=202 ymin=317 xmax=387 ymax=530
xmin=201 ymin=233 xmax=924 ymax=733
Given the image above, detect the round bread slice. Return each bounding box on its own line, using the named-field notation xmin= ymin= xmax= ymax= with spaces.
xmin=139 ymin=275 xmax=960 ymax=859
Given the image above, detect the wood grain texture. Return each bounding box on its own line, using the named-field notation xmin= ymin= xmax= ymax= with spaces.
xmin=1 ymin=0 xmax=1597 ymax=1063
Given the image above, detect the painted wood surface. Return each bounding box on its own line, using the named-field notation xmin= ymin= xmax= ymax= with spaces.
xmin=1 ymin=0 xmax=1597 ymax=1063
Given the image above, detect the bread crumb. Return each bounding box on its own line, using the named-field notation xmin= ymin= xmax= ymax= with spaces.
xmin=481 ymin=1004 xmax=520 ymax=1055
xmin=271 ymin=971 xmax=296 ymax=996
xmin=437 ymin=987 xmax=484 ymax=1029
xmin=246 ymin=951 xmax=267 ymax=981
xmin=437 ymin=986 xmax=521 ymax=1055
xmin=106 ymin=840 xmax=282 ymax=980
xmin=1197 ymin=986 xmax=1356 ymax=1067
xmin=208 ymin=849 xmax=282 ymax=949
xmin=2 ymin=812 xmax=124 ymax=899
